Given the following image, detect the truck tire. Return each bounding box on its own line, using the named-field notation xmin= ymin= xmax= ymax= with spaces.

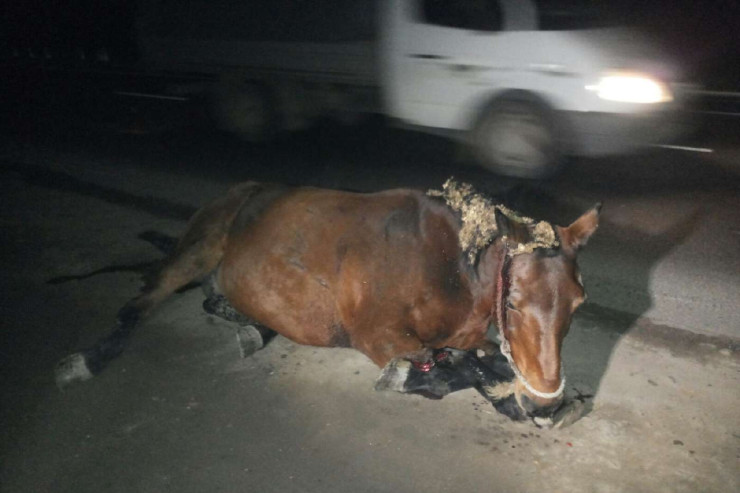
xmin=472 ymin=96 xmax=562 ymax=179
xmin=210 ymin=75 xmax=276 ymax=143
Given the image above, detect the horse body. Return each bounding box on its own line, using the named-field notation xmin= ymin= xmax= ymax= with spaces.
xmin=55 ymin=180 xmax=599 ymax=421
xmin=218 ymin=186 xmax=493 ymax=366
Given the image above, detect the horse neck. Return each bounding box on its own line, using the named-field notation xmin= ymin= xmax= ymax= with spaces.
xmin=471 ymin=239 xmax=508 ymax=326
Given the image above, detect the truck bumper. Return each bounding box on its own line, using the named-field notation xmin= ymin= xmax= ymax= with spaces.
xmin=561 ymin=108 xmax=693 ymax=157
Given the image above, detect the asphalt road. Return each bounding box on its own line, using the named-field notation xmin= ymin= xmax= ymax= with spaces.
xmin=0 ymin=70 xmax=738 ymax=492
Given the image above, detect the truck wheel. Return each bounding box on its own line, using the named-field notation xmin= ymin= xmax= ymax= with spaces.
xmin=210 ymin=76 xmax=275 ymax=142
xmin=472 ymin=98 xmax=561 ymax=179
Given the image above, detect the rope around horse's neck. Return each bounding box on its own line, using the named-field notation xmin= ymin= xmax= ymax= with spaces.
xmin=495 ymin=245 xmax=566 ymax=401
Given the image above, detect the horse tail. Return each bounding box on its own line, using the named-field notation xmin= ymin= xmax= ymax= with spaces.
xmin=55 ymin=181 xmax=276 ymax=387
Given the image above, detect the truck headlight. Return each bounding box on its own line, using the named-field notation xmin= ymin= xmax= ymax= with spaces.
xmin=586 ymin=72 xmax=673 ymax=104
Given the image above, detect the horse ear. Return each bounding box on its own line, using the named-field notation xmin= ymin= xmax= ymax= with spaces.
xmin=558 ymin=203 xmax=602 ymax=253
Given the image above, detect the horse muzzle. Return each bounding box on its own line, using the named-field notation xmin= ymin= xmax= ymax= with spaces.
xmin=514 ymin=377 xmax=565 ymax=416
xmin=518 ymin=392 xmax=565 ymax=418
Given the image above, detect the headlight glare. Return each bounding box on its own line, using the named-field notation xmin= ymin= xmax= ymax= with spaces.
xmin=586 ymin=72 xmax=673 ymax=104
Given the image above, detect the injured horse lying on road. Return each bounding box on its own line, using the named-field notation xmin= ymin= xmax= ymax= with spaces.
xmin=56 ymin=178 xmax=600 ymax=425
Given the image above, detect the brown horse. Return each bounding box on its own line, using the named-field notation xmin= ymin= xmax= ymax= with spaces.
xmin=56 ymin=179 xmax=600 ymax=420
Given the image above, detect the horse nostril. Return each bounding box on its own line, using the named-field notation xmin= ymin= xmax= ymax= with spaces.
xmin=519 ymin=394 xmax=563 ymax=418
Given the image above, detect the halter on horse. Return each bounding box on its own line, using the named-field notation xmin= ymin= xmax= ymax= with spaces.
xmin=414 ymin=179 xmax=598 ymax=416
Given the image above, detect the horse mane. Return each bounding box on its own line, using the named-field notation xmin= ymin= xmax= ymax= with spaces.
xmin=427 ymin=178 xmax=559 ymax=263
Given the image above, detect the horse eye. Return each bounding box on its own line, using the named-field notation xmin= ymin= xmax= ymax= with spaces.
xmin=506 ymin=300 xmax=518 ymax=311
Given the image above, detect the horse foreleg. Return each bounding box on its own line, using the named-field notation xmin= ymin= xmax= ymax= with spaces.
xmin=201 ymin=274 xmax=276 ymax=358
xmin=375 ymin=350 xmax=478 ymax=399
xmin=375 ymin=346 xmax=519 ymax=404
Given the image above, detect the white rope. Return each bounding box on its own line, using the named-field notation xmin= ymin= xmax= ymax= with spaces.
xmin=499 ymin=336 xmax=566 ymax=400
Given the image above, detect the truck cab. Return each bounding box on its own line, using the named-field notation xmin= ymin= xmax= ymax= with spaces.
xmin=137 ymin=0 xmax=688 ymax=178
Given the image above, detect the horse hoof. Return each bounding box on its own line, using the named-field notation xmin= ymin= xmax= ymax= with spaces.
xmin=55 ymin=352 xmax=93 ymax=388
xmin=374 ymin=359 xmax=411 ymax=392
xmin=236 ymin=325 xmax=264 ymax=358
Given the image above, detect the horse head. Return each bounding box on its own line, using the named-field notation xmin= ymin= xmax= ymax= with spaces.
xmin=493 ymin=204 xmax=601 ymax=419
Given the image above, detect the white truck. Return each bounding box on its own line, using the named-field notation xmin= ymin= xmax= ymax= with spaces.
xmin=137 ymin=0 xmax=688 ymax=177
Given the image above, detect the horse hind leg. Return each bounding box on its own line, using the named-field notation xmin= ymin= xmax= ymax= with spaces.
xmin=54 ymin=181 xmax=280 ymax=387
xmin=201 ymin=273 xmax=276 ymax=358
xmin=55 ymin=227 xmax=228 ymax=388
